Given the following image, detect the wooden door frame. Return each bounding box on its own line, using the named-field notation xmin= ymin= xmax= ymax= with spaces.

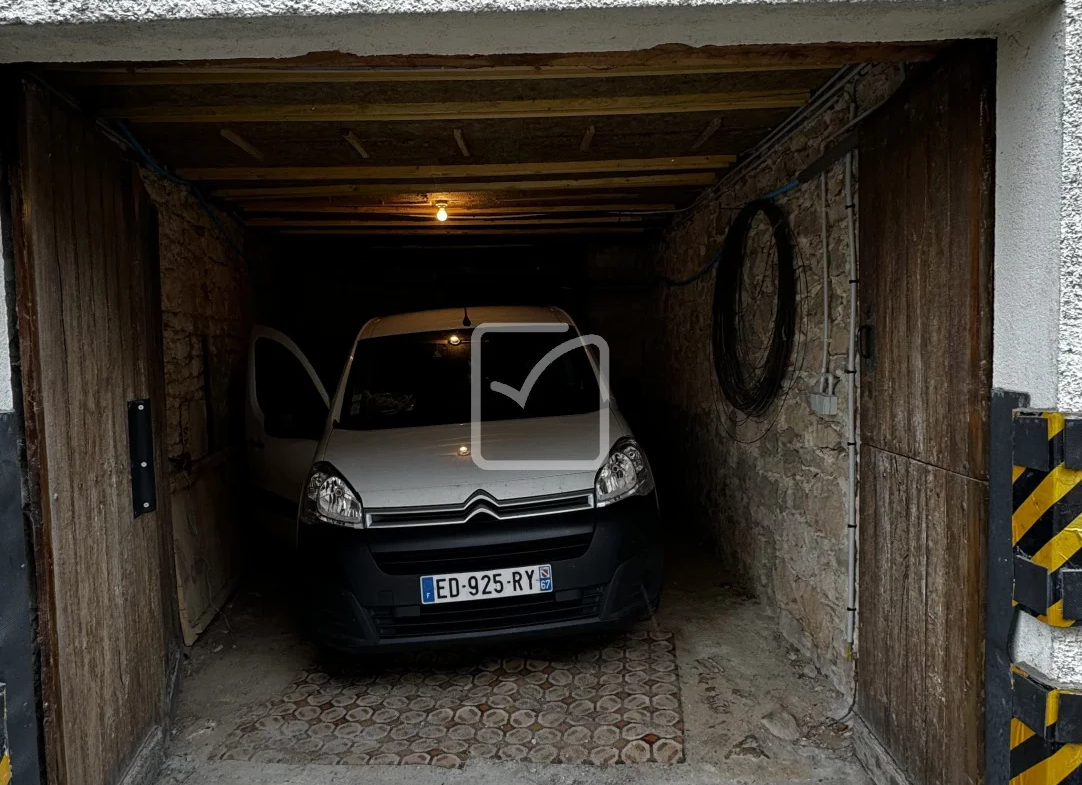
xmin=8 ymin=77 xmax=67 ymax=785
xmin=854 ymin=39 xmax=996 ymax=785
xmin=4 ymin=76 xmax=181 ymax=785
xmin=0 ymin=71 xmax=45 ymax=785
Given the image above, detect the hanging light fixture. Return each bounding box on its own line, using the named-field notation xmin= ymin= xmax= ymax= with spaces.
xmin=435 ymin=200 xmax=449 ymax=222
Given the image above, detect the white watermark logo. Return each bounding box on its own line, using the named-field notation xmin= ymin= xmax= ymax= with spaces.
xmin=470 ymin=322 xmax=610 ymax=470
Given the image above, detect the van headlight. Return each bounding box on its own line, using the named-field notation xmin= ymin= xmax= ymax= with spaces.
xmin=303 ymin=462 xmax=364 ymax=527
xmin=594 ymin=438 xmax=655 ymax=507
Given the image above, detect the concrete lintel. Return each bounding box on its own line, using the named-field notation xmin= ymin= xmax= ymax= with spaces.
xmin=0 ymin=0 xmax=1050 ymax=63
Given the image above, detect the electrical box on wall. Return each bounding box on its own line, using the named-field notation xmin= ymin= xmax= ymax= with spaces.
xmin=809 ymin=393 xmax=838 ymax=417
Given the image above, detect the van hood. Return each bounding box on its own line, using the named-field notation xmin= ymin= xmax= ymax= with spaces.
xmin=321 ymin=410 xmax=629 ymax=509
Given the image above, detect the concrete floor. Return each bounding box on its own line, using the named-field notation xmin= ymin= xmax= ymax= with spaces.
xmin=156 ymin=533 xmax=870 ymax=785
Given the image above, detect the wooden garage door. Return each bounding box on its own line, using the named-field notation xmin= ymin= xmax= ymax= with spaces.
xmin=856 ymin=43 xmax=994 ymax=785
xmin=11 ymin=82 xmax=177 ymax=785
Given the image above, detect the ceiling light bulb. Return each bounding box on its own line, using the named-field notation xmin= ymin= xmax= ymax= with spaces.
xmin=436 ymin=206 xmax=448 ymax=222
xmin=448 ymin=334 xmax=461 ymax=345
xmin=458 ymin=445 xmax=470 ymax=456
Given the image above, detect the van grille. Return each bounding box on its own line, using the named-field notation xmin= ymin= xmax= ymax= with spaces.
xmin=365 ymin=489 xmax=594 ymax=529
xmin=370 ymin=531 xmax=592 ymax=575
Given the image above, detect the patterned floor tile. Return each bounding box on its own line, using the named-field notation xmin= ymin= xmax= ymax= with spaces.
xmin=213 ymin=630 xmax=685 ymax=768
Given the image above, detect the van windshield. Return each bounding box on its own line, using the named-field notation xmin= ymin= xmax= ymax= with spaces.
xmin=337 ymin=327 xmax=602 ymax=431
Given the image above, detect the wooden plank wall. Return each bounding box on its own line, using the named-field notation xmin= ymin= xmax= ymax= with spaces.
xmin=856 ymin=43 xmax=994 ymax=785
xmin=12 ymin=82 xmax=177 ymax=785
xmin=170 ymin=459 xmax=243 ymax=644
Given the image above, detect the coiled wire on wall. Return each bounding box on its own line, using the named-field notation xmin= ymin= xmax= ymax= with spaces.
xmin=710 ymin=200 xmax=797 ymax=417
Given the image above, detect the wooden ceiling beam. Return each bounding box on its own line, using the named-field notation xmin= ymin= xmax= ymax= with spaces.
xmin=176 ymin=155 xmax=735 ymax=181
xmin=279 ymin=227 xmax=647 ymax=235
xmin=104 ymin=90 xmax=809 ymax=124
xmin=47 ymin=43 xmax=941 ymax=85
xmin=49 ymin=64 xmax=829 ymax=85
xmin=247 ymin=215 xmax=650 ymax=227
xmin=238 ymin=202 xmax=676 ymax=214
xmin=214 ymin=172 xmax=716 ymax=199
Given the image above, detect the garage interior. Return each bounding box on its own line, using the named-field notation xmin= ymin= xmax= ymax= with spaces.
xmin=3 ymin=39 xmax=992 ymax=785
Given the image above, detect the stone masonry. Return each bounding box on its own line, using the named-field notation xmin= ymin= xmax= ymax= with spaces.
xmin=647 ymin=65 xmax=901 ymax=694
xmin=140 ymin=171 xmax=249 ymax=464
xmin=140 ymin=170 xmax=252 ymax=641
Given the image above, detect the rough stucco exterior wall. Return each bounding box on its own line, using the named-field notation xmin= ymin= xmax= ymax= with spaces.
xmin=648 ymin=66 xmax=900 ymax=694
xmin=1061 ymin=1 xmax=1082 ymax=411
xmin=0 ymin=0 xmax=1040 ymax=26
xmin=993 ymin=4 xmax=1064 ymax=409
xmin=1001 ymin=0 xmax=1082 ymax=692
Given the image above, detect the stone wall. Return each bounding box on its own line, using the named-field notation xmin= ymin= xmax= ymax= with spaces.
xmin=647 ymin=65 xmax=901 ymax=693
xmin=140 ymin=172 xmax=250 ymax=462
xmin=140 ymin=170 xmax=252 ymax=643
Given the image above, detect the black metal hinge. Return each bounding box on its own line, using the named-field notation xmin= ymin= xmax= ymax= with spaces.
xmin=127 ymin=399 xmax=156 ymax=518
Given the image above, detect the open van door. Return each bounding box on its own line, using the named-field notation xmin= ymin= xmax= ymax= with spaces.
xmin=247 ymin=326 xmax=330 ymax=542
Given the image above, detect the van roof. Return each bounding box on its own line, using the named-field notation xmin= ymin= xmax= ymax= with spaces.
xmin=358 ymin=306 xmax=572 ymax=339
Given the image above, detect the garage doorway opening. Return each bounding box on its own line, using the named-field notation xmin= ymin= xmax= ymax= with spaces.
xmin=7 ymin=40 xmax=992 ymax=785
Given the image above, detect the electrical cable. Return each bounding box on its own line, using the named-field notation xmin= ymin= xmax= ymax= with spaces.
xmin=20 ymin=71 xmax=247 ymax=264
xmin=657 ymin=243 xmax=724 ymax=287
xmin=818 ymin=151 xmax=831 ymax=394
xmin=674 ymin=64 xmax=868 ymax=227
xmin=710 ymin=200 xmax=798 ymax=418
xmin=760 ymin=180 xmax=799 ymax=201
xmin=658 ymin=134 xmax=847 ymax=290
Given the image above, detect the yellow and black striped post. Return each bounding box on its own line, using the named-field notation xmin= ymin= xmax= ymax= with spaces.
xmin=1010 ymin=665 xmax=1082 ymax=784
xmin=1012 ymin=411 xmax=1082 ymax=626
xmin=1010 ymin=410 xmax=1082 ymax=784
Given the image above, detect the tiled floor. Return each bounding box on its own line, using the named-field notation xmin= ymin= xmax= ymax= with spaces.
xmin=158 ymin=533 xmax=871 ymax=785
xmin=213 ymin=631 xmax=684 ymax=767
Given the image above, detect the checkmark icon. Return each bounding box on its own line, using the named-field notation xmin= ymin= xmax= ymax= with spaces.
xmin=470 ymin=321 xmax=611 ymax=471
xmin=489 ymin=335 xmax=590 ymax=409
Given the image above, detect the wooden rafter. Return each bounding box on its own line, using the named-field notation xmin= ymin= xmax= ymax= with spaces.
xmin=238 ymin=202 xmax=675 ymax=214
xmin=45 ymin=43 xmax=940 ymax=85
xmin=103 ymin=90 xmax=809 ymax=123
xmin=176 ymin=155 xmax=735 ymax=181
xmin=40 ymin=44 xmax=938 ymax=238
xmin=247 ymin=215 xmax=650 ymax=227
xmin=215 ymin=172 xmax=716 ymax=199
xmin=46 ymin=64 xmax=836 ymax=85
xmin=279 ymin=227 xmax=646 ymax=235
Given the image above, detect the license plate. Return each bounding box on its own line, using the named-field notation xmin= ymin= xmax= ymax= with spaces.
xmin=420 ymin=564 xmax=552 ymax=605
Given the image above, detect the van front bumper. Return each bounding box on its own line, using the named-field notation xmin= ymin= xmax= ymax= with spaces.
xmin=297 ymin=493 xmax=663 ymax=651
